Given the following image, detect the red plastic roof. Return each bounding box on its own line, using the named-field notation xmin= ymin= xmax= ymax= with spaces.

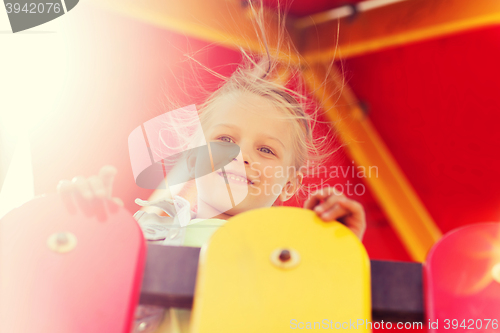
xmin=344 ymin=24 xmax=500 ymax=235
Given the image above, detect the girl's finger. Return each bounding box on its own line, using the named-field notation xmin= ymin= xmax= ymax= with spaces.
xmin=57 ymin=179 xmax=74 ymax=194
xmin=88 ymin=175 xmax=107 ymax=198
xmin=99 ymin=165 xmax=117 ymax=198
xmin=336 ymin=199 xmax=366 ymax=239
xmin=313 ymin=190 xmax=345 ymax=214
xmin=304 ymin=187 xmax=340 ymax=210
xmin=57 ymin=179 xmax=77 ymax=214
xmin=72 ymin=176 xmax=93 ymax=200
xmin=319 ymin=203 xmax=350 ymax=222
xmin=337 ymin=199 xmax=365 ymax=222
xmin=303 ymin=196 xmax=320 ymax=210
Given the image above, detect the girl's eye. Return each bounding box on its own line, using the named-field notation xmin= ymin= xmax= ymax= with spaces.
xmin=217 ymin=136 xmax=275 ymax=155
xmin=260 ymin=147 xmax=275 ymax=155
xmin=217 ymin=136 xmax=234 ymax=143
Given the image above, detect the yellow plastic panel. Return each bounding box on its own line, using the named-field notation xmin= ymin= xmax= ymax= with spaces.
xmin=190 ymin=206 xmax=371 ymax=332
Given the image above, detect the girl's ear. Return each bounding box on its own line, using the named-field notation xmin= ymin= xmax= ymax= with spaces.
xmin=279 ymin=172 xmax=304 ymax=202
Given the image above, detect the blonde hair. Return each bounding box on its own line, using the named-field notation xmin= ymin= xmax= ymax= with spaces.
xmin=157 ymin=0 xmax=339 ymax=201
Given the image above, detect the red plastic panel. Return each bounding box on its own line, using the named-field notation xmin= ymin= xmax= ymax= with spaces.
xmin=425 ymin=223 xmax=500 ymax=332
xmin=345 ymin=26 xmax=500 ymax=235
xmin=0 ymin=194 xmax=146 ymax=333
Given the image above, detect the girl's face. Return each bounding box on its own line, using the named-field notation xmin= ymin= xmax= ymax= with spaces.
xmin=190 ymin=91 xmax=302 ymax=218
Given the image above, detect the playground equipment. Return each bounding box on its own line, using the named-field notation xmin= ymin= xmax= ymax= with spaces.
xmin=425 ymin=223 xmax=500 ymax=332
xmin=0 ymin=194 xmax=146 ymax=333
xmin=1 ymin=194 xmax=498 ymax=332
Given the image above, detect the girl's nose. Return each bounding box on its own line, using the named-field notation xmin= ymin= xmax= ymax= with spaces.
xmin=233 ymin=157 xmax=250 ymax=165
xmin=233 ymin=142 xmax=252 ymax=165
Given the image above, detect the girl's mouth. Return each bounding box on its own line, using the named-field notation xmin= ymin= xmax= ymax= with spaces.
xmin=217 ymin=171 xmax=253 ymax=185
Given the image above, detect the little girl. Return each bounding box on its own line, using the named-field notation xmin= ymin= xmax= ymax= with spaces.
xmin=58 ymin=74 xmax=366 ymax=332
xmin=57 ymin=2 xmax=366 ymax=332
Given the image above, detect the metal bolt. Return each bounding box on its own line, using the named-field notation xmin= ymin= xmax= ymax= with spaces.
xmin=56 ymin=232 xmax=68 ymax=245
xmin=270 ymin=248 xmax=300 ymax=269
xmin=47 ymin=231 xmax=77 ymax=253
xmin=278 ymin=249 xmax=291 ymax=262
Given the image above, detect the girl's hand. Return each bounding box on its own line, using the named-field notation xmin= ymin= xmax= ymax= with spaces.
xmin=57 ymin=165 xmax=124 ymax=217
xmin=303 ymin=186 xmax=366 ymax=241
